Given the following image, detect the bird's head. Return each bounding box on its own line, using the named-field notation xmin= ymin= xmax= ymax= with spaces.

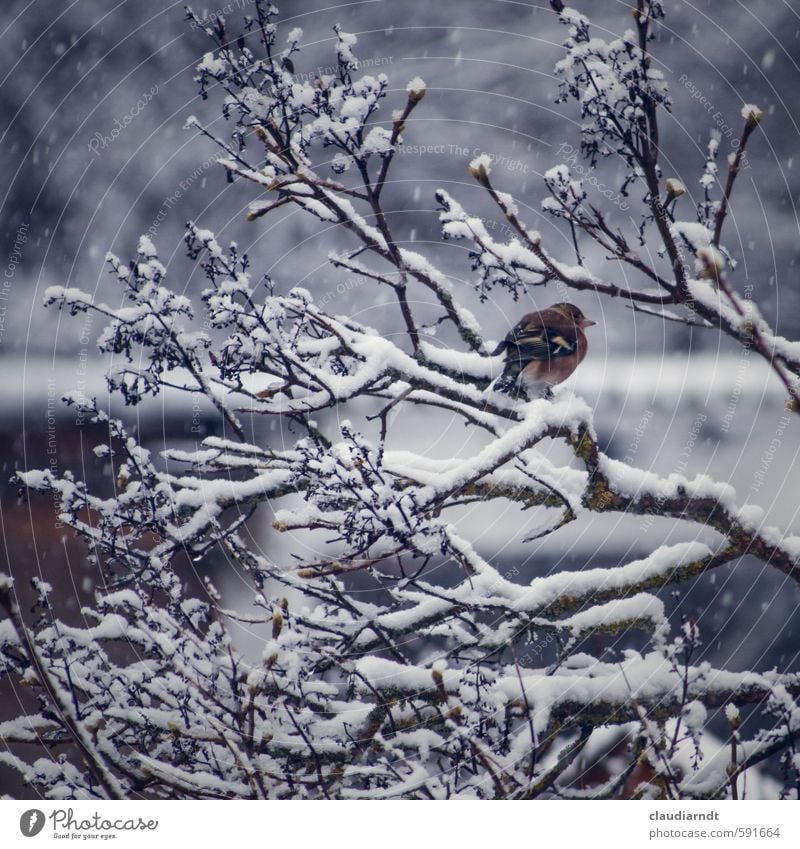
xmin=550 ymin=302 xmax=596 ymax=329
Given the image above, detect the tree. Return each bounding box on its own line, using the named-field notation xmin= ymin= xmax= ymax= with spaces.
xmin=2 ymin=1 xmax=798 ymax=799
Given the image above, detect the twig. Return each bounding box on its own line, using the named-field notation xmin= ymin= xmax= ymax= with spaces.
xmin=712 ymin=115 xmax=760 ymax=248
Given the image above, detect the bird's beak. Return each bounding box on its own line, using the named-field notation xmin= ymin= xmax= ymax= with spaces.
xmin=580 ymin=319 xmax=597 ymax=328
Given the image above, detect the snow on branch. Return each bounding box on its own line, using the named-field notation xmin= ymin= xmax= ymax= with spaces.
xmin=3 ymin=0 xmax=798 ymax=800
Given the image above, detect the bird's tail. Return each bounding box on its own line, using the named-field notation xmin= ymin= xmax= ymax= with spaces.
xmin=491 ymin=358 xmax=525 ymax=396
xmin=491 ymin=358 xmax=553 ymax=400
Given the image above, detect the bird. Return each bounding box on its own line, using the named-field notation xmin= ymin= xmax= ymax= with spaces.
xmin=490 ymin=303 xmax=596 ymax=399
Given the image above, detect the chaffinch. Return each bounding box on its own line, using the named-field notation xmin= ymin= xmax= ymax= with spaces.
xmin=490 ymin=303 xmax=596 ymax=398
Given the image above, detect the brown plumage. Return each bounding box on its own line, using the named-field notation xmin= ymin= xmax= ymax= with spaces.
xmin=491 ymin=303 xmax=596 ymax=398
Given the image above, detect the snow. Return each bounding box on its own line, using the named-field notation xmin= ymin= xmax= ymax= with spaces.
xmin=741 ymin=103 xmax=764 ymax=124
xmin=599 ymin=454 xmax=736 ymax=503
xmin=355 ymin=657 xmax=443 ymax=692
xmin=469 ymin=152 xmax=493 ymax=177
xmin=43 ymin=285 xmax=93 ymax=309
xmin=681 ymin=699 xmax=707 ymax=731
xmin=378 ymin=392 xmax=592 ymax=498
xmin=515 ymin=542 xmax=713 ymax=613
xmin=360 ymin=126 xmax=393 ymax=156
xmin=671 ymin=220 xmax=713 ymax=252
xmin=7 ymin=0 xmax=800 ymax=801
xmin=725 ymin=703 xmax=741 ymax=724
xmin=405 ymin=76 xmax=426 ymax=101
xmin=197 ymin=51 xmax=226 ymax=77
xmin=665 ymin=177 xmax=686 ymax=197
xmin=558 ymin=593 xmax=668 ymax=640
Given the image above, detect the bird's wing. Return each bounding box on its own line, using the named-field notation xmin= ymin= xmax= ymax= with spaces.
xmin=507 ymin=324 xmax=578 ymax=361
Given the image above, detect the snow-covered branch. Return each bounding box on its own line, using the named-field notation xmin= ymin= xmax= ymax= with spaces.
xmin=3 ymin=0 xmax=798 ymax=800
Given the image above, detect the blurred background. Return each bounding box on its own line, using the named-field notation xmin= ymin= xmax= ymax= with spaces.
xmin=1 ymin=0 xmax=799 ymax=794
